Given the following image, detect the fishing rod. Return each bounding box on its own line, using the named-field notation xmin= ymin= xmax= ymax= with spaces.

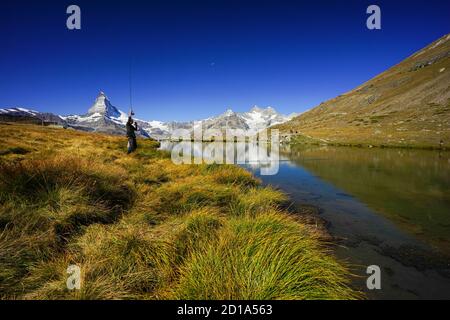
xmin=129 ymin=60 xmax=135 ymax=117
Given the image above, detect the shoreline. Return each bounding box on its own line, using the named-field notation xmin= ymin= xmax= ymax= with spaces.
xmin=289 ymin=141 xmax=449 ymax=151
xmin=157 ymin=136 xmax=449 ymax=151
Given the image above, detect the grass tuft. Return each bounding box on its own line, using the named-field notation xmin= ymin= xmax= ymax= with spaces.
xmin=169 ymin=211 xmax=358 ymax=300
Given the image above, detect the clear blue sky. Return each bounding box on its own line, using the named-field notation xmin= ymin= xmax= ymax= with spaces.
xmin=1 ymin=0 xmax=449 ymax=121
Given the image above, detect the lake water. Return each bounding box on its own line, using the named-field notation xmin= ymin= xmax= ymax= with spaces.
xmin=160 ymin=141 xmax=450 ymax=299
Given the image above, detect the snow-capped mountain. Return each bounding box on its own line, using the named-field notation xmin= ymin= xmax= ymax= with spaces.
xmin=62 ymin=92 xmax=150 ymax=137
xmin=198 ymin=106 xmax=296 ymax=134
xmin=149 ymin=105 xmax=296 ymax=139
xmin=1 ymin=92 xmax=296 ymax=139
xmin=87 ymin=91 xmax=122 ymax=118
xmin=0 ymin=107 xmax=66 ymax=125
xmin=62 ymin=92 xmax=127 ymax=128
xmin=239 ymin=105 xmax=296 ymax=131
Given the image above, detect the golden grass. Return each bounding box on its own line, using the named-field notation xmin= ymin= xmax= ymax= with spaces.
xmin=0 ymin=123 xmax=359 ymax=300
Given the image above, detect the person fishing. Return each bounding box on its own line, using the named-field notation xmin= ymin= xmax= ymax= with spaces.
xmin=126 ymin=116 xmax=138 ymax=154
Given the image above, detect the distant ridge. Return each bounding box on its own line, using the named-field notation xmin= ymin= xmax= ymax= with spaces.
xmin=0 ymin=107 xmax=66 ymax=126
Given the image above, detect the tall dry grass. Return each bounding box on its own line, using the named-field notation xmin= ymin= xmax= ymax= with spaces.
xmin=0 ymin=123 xmax=359 ymax=300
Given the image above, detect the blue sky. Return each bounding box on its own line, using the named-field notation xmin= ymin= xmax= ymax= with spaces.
xmin=1 ymin=0 xmax=449 ymax=121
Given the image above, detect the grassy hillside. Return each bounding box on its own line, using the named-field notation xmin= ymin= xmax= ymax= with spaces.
xmin=273 ymin=34 xmax=450 ymax=149
xmin=0 ymin=123 xmax=358 ymax=300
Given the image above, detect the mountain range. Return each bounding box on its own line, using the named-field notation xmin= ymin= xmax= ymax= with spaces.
xmin=3 ymin=33 xmax=448 ymax=147
xmin=0 ymin=92 xmax=296 ymax=140
xmin=273 ymin=33 xmax=450 ymax=148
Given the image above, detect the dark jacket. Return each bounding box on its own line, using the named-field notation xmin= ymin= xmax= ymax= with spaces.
xmin=126 ymin=122 xmax=137 ymax=138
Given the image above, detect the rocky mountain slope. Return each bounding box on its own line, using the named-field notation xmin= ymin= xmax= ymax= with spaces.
xmin=273 ymin=33 xmax=450 ymax=148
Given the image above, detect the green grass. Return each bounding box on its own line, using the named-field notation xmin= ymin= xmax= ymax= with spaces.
xmin=0 ymin=123 xmax=359 ymax=300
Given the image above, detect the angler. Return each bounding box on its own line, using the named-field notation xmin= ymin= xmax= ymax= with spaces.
xmin=126 ymin=115 xmax=138 ymax=154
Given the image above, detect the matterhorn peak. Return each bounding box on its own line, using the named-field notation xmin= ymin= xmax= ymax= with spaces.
xmin=98 ymin=91 xmax=106 ymax=97
xmin=87 ymin=91 xmax=120 ymax=117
